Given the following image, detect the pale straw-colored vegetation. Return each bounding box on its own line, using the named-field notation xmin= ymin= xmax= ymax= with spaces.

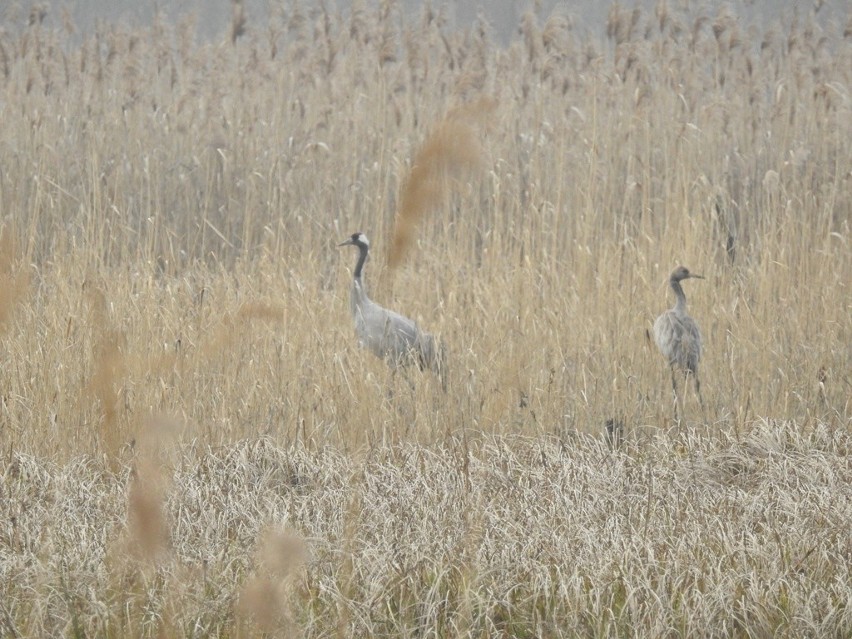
xmin=0 ymin=0 xmax=849 ymax=636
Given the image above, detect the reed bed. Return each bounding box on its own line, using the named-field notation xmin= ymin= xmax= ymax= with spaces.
xmin=0 ymin=1 xmax=849 ymax=636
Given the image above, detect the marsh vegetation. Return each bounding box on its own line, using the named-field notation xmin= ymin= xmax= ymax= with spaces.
xmin=0 ymin=1 xmax=849 ymax=636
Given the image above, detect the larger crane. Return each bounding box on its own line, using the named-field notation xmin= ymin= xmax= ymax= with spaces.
xmin=338 ymin=232 xmax=446 ymax=389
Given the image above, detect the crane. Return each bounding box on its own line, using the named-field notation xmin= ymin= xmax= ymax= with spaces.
xmin=653 ymin=266 xmax=704 ymax=417
xmin=338 ymin=232 xmax=446 ymax=390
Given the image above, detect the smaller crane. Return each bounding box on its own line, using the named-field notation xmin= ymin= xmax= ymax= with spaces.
xmin=653 ymin=266 xmax=704 ymax=418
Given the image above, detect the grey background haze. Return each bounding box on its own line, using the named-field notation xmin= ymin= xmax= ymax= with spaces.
xmin=3 ymin=1 xmax=849 ymax=44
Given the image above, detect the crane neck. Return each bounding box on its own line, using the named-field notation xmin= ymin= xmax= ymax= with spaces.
xmin=353 ymin=242 xmax=369 ymax=280
xmin=670 ymin=278 xmax=687 ymax=313
xmin=350 ymin=242 xmax=371 ymax=312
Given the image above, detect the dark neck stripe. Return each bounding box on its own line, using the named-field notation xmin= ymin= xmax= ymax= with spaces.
xmin=353 ymin=242 xmax=368 ymax=279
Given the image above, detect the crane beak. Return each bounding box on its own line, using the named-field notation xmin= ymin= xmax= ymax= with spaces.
xmin=338 ymin=239 xmax=354 ymax=247
xmin=691 ymin=273 xmax=705 ymax=279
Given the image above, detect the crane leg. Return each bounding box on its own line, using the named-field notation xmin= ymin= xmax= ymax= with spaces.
xmin=385 ymin=367 xmax=397 ymax=403
xmin=670 ymin=366 xmax=682 ymax=422
xmin=437 ymin=364 xmax=448 ymax=394
xmin=694 ymin=375 xmax=707 ymax=421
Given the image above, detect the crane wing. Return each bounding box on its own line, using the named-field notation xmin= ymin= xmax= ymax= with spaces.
xmin=354 ymin=300 xmax=418 ymax=359
xmin=654 ymin=310 xmax=701 ymax=373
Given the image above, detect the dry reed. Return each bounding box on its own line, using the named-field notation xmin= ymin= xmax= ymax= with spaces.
xmin=388 ymin=98 xmax=494 ymax=268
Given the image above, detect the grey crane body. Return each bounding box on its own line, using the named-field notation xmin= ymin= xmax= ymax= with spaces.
xmin=339 ymin=232 xmax=446 ymax=387
xmin=653 ymin=266 xmax=704 ymax=410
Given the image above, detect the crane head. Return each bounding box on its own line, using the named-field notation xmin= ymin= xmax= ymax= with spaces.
xmin=671 ymin=266 xmax=704 ymax=281
xmin=338 ymin=232 xmax=369 ymax=249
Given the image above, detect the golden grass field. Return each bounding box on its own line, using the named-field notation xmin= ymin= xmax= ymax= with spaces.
xmin=0 ymin=1 xmax=850 ymax=636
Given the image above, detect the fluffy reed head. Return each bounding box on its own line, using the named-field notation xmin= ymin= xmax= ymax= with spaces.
xmin=388 ymin=98 xmax=495 ymax=268
xmin=237 ymin=526 xmax=308 ymax=633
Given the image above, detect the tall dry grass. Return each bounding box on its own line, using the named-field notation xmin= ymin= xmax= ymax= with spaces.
xmin=0 ymin=1 xmax=849 ymax=636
